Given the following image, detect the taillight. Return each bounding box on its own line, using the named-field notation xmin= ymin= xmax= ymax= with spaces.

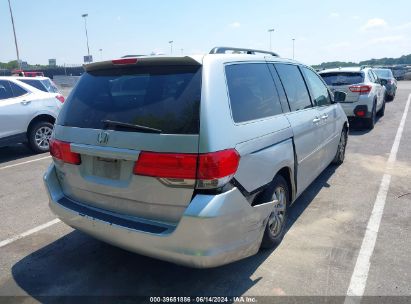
xmin=55 ymin=95 xmax=65 ymax=103
xmin=133 ymin=152 xmax=197 ymax=179
xmin=112 ymin=58 xmax=138 ymax=65
xmin=133 ymin=149 xmax=240 ymax=189
xmin=49 ymin=139 xmax=81 ymax=165
xmin=349 ymin=85 xmax=372 ymax=94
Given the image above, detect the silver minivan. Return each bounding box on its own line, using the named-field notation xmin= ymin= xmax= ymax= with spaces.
xmin=44 ymin=47 xmax=349 ymax=268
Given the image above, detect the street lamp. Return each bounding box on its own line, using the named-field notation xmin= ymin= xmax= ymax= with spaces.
xmin=7 ymin=0 xmax=21 ymax=70
xmin=99 ymin=48 xmax=103 ymax=60
xmin=181 ymin=48 xmax=184 ymax=55
xmin=268 ymin=28 xmax=275 ymax=51
xmin=292 ymin=38 xmax=295 ymax=60
xmin=169 ymin=40 xmax=173 ymax=55
xmin=82 ymin=13 xmax=91 ymax=63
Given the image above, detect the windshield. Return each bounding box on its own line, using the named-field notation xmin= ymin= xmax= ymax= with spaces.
xmin=374 ymin=69 xmax=393 ymax=79
xmin=320 ymin=72 xmax=364 ymax=86
xmin=57 ymin=65 xmax=202 ymax=134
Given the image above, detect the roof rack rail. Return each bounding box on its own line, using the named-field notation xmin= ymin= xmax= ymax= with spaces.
xmin=209 ymin=47 xmax=279 ymax=57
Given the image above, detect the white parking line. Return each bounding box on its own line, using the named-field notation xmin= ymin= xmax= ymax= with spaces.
xmin=345 ymin=93 xmax=411 ymax=302
xmin=0 ymin=218 xmax=61 ymax=249
xmin=0 ymin=156 xmax=51 ymax=171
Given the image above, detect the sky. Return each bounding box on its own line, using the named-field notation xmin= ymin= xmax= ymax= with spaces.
xmin=1 ymin=0 xmax=411 ymax=66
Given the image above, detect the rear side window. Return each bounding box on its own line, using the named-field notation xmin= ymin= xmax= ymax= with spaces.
xmin=225 ymin=63 xmax=283 ymax=123
xmin=302 ymin=67 xmax=331 ymax=107
xmin=20 ymin=79 xmax=49 ymax=92
xmin=0 ymin=80 xmax=14 ymax=100
xmin=9 ymin=82 xmax=28 ymax=97
xmin=320 ymin=72 xmax=364 ymax=86
xmin=57 ymin=66 xmax=202 ymax=134
xmin=275 ymin=64 xmax=312 ymax=111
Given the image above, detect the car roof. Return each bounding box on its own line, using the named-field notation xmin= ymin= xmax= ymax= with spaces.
xmin=319 ymin=67 xmax=365 ymax=74
xmin=84 ymin=53 xmax=306 ymax=73
xmin=12 ymin=76 xmax=51 ymax=81
xmin=0 ymin=76 xmax=49 ymax=93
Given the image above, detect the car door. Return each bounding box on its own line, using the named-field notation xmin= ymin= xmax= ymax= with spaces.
xmin=272 ymin=63 xmax=323 ymax=196
xmin=0 ymin=80 xmax=31 ymax=139
xmin=371 ymin=70 xmax=385 ymax=108
xmin=302 ymin=67 xmax=340 ymax=165
xmin=368 ymin=70 xmax=383 ymax=109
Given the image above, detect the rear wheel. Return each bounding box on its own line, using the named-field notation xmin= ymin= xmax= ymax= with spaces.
xmin=261 ymin=175 xmax=289 ymax=249
xmin=377 ymin=99 xmax=386 ymax=117
xmin=28 ymin=121 xmax=54 ymax=153
xmin=332 ymin=128 xmax=347 ymax=165
xmin=365 ymin=102 xmax=376 ymax=129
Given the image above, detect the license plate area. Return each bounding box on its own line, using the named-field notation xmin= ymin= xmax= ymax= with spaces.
xmin=92 ymin=157 xmax=121 ymax=179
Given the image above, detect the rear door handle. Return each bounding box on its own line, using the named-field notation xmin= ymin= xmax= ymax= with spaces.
xmin=21 ymin=100 xmax=31 ymax=105
xmin=321 ymin=114 xmax=329 ymax=120
xmin=312 ymin=117 xmax=321 ymax=124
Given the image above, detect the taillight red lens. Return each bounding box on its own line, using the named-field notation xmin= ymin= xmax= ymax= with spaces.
xmin=349 ymin=85 xmax=372 ymax=94
xmin=55 ymin=95 xmax=65 ymax=103
xmin=198 ymin=149 xmax=240 ymax=180
xmin=112 ymin=58 xmax=138 ymax=65
xmin=49 ymin=139 xmax=81 ymax=165
xmin=133 ymin=152 xmax=197 ymax=179
xmin=133 ymin=149 xmax=240 ymax=182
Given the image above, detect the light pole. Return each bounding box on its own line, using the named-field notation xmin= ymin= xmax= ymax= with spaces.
xmin=82 ymin=13 xmax=91 ymax=62
xmin=268 ymin=28 xmax=274 ymax=51
xmin=169 ymin=40 xmax=173 ymax=55
xmin=181 ymin=48 xmax=184 ymax=55
xmin=7 ymin=0 xmax=21 ymax=70
xmin=99 ymin=48 xmax=103 ymax=60
xmin=292 ymin=38 xmax=295 ymax=60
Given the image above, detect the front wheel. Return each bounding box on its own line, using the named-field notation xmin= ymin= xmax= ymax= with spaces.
xmin=332 ymin=128 xmax=347 ymax=165
xmin=28 ymin=121 xmax=54 ymax=153
xmin=260 ymin=175 xmax=289 ymax=249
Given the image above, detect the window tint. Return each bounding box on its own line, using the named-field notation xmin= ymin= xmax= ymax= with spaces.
xmin=302 ymin=68 xmax=331 ymax=107
xmin=368 ymin=71 xmax=375 ymax=82
xmin=9 ymin=82 xmax=28 ymax=97
xmin=225 ymin=63 xmax=283 ymax=123
xmin=374 ymin=69 xmax=393 ymax=78
xmin=42 ymin=79 xmax=59 ymax=93
xmin=0 ymin=80 xmax=14 ymax=100
xmin=275 ymin=64 xmax=312 ymax=111
xmin=57 ymin=66 xmax=202 ymax=134
xmin=320 ymin=72 xmax=364 ymax=86
xmin=20 ymin=79 xmax=47 ymax=92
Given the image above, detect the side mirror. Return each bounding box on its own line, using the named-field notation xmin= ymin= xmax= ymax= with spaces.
xmin=334 ymin=91 xmax=346 ymax=103
xmin=380 ymin=79 xmax=387 ymax=85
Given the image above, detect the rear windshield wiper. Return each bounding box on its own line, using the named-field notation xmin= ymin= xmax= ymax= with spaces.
xmin=101 ymin=120 xmax=162 ymax=134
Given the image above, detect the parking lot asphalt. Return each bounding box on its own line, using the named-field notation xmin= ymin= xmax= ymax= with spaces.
xmin=0 ymin=82 xmax=410 ymax=300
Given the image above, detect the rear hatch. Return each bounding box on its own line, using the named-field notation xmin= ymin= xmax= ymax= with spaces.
xmin=320 ymin=71 xmax=365 ymax=102
xmin=52 ymin=57 xmax=203 ymax=224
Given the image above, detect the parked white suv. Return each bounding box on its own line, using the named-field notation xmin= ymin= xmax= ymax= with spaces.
xmin=319 ymin=67 xmax=386 ymax=129
xmin=0 ymin=77 xmax=64 ymax=153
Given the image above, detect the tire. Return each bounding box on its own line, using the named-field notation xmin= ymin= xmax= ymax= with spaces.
xmin=365 ymin=102 xmax=376 ymax=129
xmin=332 ymin=128 xmax=347 ymax=165
xmin=377 ymin=99 xmax=385 ymax=117
xmin=260 ymin=175 xmax=289 ymax=249
xmin=28 ymin=121 xmax=54 ymax=153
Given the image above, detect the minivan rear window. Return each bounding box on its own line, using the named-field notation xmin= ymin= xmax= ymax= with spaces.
xmin=320 ymin=72 xmax=364 ymax=86
xmin=57 ymin=66 xmax=202 ymax=134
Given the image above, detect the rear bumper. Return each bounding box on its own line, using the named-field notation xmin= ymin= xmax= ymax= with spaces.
xmin=43 ymin=164 xmax=274 ymax=268
xmin=340 ymin=102 xmax=372 ymax=118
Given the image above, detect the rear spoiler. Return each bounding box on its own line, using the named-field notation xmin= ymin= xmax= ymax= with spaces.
xmin=84 ymin=56 xmax=202 ymax=72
